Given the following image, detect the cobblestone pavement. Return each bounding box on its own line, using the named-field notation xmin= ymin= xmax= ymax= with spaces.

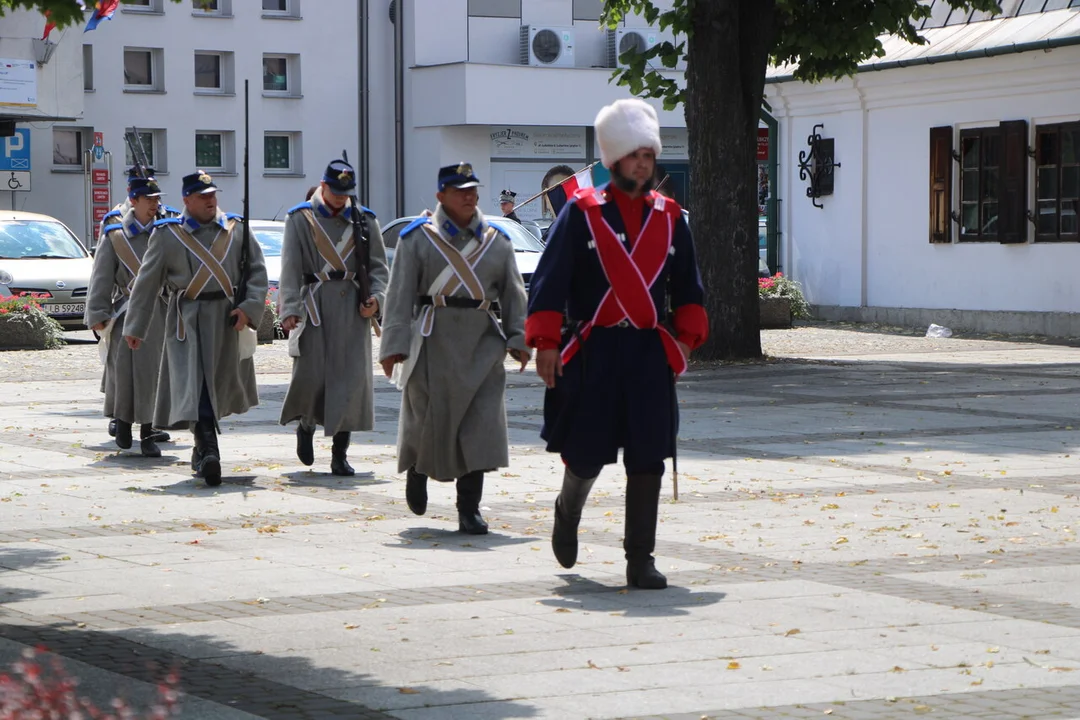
xmin=2 ymin=324 xmax=1080 ymax=719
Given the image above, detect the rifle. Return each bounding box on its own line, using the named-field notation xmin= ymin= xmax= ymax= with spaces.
xmin=341 ymin=149 xmax=380 ymax=336
xmin=236 ymin=80 xmax=251 ymax=323
xmin=124 ymin=127 xmax=150 ymax=180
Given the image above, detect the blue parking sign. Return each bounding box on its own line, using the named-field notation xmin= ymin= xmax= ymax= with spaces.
xmin=1 ymin=130 xmax=31 ymax=172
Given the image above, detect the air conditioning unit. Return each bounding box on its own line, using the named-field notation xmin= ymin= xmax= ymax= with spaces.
xmin=608 ymin=28 xmax=658 ymax=69
xmin=520 ymin=26 xmax=576 ymax=68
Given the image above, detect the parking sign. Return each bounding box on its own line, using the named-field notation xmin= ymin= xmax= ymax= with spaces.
xmin=1 ymin=129 xmax=30 ymax=172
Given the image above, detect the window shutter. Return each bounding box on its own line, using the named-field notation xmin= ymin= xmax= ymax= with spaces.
xmin=929 ymin=126 xmax=953 ymax=244
xmin=999 ymin=119 xmax=1029 ymax=244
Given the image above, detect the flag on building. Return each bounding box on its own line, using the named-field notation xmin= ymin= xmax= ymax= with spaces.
xmin=41 ymin=11 xmax=55 ymax=41
xmin=85 ymin=0 xmax=120 ymax=33
xmin=546 ymin=166 xmax=594 ymax=217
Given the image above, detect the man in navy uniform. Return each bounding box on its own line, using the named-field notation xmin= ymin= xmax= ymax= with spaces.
xmin=499 ymin=190 xmax=521 ymax=223
xmin=526 ymin=98 xmax=708 ymax=589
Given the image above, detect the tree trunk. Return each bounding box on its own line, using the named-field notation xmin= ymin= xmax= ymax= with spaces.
xmin=686 ymin=0 xmax=775 ymax=360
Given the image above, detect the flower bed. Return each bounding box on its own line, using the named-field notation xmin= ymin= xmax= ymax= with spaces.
xmin=758 ymin=272 xmax=811 ymax=329
xmin=0 ymin=294 xmax=65 ymax=350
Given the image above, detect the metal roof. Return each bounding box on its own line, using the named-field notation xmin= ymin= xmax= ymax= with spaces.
xmin=768 ymin=4 xmax=1080 ymax=81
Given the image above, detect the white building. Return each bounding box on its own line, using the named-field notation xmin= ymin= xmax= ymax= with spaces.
xmin=9 ymin=0 xmax=690 ymax=245
xmin=767 ymin=2 xmax=1080 ymax=335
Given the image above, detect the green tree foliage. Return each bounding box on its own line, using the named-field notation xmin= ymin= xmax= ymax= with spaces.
xmin=601 ymin=0 xmax=1001 ymax=359
xmin=0 ymin=0 xmax=208 ymax=28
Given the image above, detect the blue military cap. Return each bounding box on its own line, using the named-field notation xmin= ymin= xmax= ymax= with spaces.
xmin=322 ymin=160 xmax=357 ymax=196
xmin=129 ymin=177 xmax=164 ymax=199
xmin=438 ymin=162 xmax=480 ymax=191
xmin=182 ymin=170 xmax=218 ymax=197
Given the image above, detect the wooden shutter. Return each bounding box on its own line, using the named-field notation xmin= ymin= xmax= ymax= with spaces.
xmin=929 ymin=126 xmax=953 ymax=244
xmin=999 ymin=119 xmax=1029 ymax=244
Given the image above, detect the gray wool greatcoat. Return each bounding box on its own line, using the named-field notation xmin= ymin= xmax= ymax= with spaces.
xmin=84 ymin=209 xmax=166 ymax=426
xmin=123 ymin=209 xmax=268 ymax=430
xmin=379 ymin=205 xmax=528 ymax=481
xmin=277 ymin=188 xmax=389 ymax=435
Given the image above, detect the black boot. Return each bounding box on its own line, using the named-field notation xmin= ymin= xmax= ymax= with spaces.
xmin=148 ymin=429 xmax=171 ymax=443
xmin=114 ymin=420 xmax=133 ymax=450
xmin=456 ymin=471 xmax=488 ymax=535
xmin=190 ymin=427 xmax=204 ymax=474
xmin=197 ymin=421 xmax=221 ymax=487
xmin=108 ymin=418 xmax=117 ymax=437
xmin=625 ymin=473 xmax=667 ymax=589
xmin=139 ymin=424 xmax=161 ymax=458
xmin=552 ymin=467 xmax=599 ymax=569
xmin=406 ymin=467 xmax=428 ymax=516
xmin=331 ymin=432 xmax=354 ymax=476
xmin=296 ymin=424 xmax=315 ymax=466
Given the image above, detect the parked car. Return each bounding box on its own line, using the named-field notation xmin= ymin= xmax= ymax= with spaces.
xmin=250 ymin=219 xmax=284 ymax=306
xmin=0 ymin=211 xmax=94 ymax=331
xmin=380 ymin=215 xmax=545 ymax=291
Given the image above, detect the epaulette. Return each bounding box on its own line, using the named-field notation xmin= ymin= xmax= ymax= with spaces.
xmin=287 ymin=202 xmax=312 ymax=215
xmin=226 ymin=212 xmax=243 ymax=222
xmin=102 ymin=209 xmax=122 ymax=222
xmin=401 ymin=216 xmax=430 ymax=236
xmin=358 ymin=204 xmax=376 ymax=218
xmin=161 ymin=205 xmax=181 ymax=216
xmin=573 ymin=187 xmax=604 ymax=210
xmin=102 ymin=223 xmax=123 ymax=234
xmin=153 ymin=217 xmax=183 ymax=228
xmin=486 ymin=223 xmax=511 ymax=241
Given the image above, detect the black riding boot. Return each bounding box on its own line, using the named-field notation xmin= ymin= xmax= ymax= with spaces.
xmin=115 ymin=420 xmax=133 ymax=450
xmin=624 ymin=473 xmax=667 ymax=589
xmin=406 ymin=467 xmax=428 ymax=516
xmin=197 ymin=421 xmax=221 ymax=487
xmin=551 ymin=467 xmax=599 ymax=569
xmin=108 ymin=418 xmax=117 ymax=437
xmin=330 ymin=432 xmax=354 ymax=476
xmin=139 ymin=424 xmax=161 ymax=458
xmin=296 ymin=424 xmax=315 ymax=466
xmin=148 ymin=429 xmax=171 ymax=443
xmin=456 ymin=471 xmax=488 ymax=535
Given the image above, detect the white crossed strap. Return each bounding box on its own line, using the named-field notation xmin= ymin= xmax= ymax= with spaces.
xmin=299 ymin=208 xmax=355 ymax=327
xmin=169 ymin=221 xmax=235 ymax=341
xmin=418 ymin=223 xmax=501 ymax=338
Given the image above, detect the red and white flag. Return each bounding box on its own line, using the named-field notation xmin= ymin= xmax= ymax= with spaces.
xmin=547 ymin=165 xmax=594 ymax=217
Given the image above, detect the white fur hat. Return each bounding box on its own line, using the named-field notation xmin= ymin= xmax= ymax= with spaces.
xmin=594 ymin=98 xmax=662 ymax=169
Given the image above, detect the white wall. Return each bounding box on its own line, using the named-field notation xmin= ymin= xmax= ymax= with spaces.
xmin=768 ymin=46 xmax=1080 ymax=315
xmin=0 ymin=10 xmax=83 ymax=123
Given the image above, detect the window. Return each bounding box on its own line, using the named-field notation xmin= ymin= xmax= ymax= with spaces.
xmin=192 ymin=0 xmax=231 ymax=17
xmin=123 ymin=129 xmax=166 ymax=173
xmin=52 ymin=127 xmax=89 ymax=167
xmin=264 ymin=132 xmax=302 ymax=174
xmin=1035 ymin=122 xmax=1080 ymax=242
xmin=958 ymin=120 xmax=1028 ymax=243
xmin=262 ymin=54 xmax=300 ymax=96
xmin=123 ymin=47 xmax=163 ymax=91
xmin=572 ymin=0 xmax=603 ymax=21
xmin=194 ymin=51 xmax=233 ymax=93
xmin=468 ymin=0 xmax=521 ymax=17
xmin=122 ymin=0 xmax=163 ymax=12
xmin=262 ymin=0 xmax=301 ymax=18
xmin=82 ymin=45 xmax=93 ymax=92
xmin=195 ymin=131 xmax=234 ymax=173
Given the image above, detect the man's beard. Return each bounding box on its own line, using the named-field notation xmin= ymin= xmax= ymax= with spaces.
xmin=611 ymin=167 xmax=654 ymax=193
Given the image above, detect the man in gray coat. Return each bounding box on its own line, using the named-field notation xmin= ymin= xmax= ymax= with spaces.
xmin=380 ymin=163 xmax=531 ymax=534
xmin=278 ymin=159 xmax=389 ymax=475
xmin=124 ymin=170 xmax=268 ymax=487
xmin=86 ymin=177 xmax=168 ymax=457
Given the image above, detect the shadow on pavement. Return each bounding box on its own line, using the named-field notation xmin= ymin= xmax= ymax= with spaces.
xmin=0 ymin=546 xmax=62 ymax=606
xmin=282 ymin=470 xmax=390 ymax=489
xmin=540 ymin=574 xmax=726 ymax=618
xmin=0 ymin=620 xmax=540 ymax=719
xmin=385 ymin=527 xmax=534 ymax=552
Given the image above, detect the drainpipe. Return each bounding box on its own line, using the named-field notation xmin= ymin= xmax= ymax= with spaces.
xmin=853 ymin=76 xmax=869 ymax=308
xmin=759 ymin=106 xmax=780 ymax=274
xmin=357 ymin=0 xmax=369 ymax=205
xmin=393 ymin=0 xmax=405 ymax=217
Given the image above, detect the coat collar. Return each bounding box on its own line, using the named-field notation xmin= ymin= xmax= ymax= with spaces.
xmin=433 ymin=203 xmax=485 ymax=239
xmin=121 ymin=208 xmax=155 ymax=238
xmin=182 ymin=208 xmax=231 ymax=231
xmin=311 ymin=186 xmax=352 ymax=219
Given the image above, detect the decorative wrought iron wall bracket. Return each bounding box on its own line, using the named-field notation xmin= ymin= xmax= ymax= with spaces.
xmin=798 ymin=123 xmax=841 ymax=209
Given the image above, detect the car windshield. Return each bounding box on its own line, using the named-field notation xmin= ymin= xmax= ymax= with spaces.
xmin=488 ymin=218 xmax=544 ymax=252
xmin=253 ymin=227 xmax=283 ymax=256
xmin=0 ymin=220 xmax=87 ymax=259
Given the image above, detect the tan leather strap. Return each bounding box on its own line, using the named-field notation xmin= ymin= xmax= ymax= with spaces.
xmin=107 ymin=228 xmax=142 ymax=296
xmin=170 ymin=222 xmax=236 ymax=300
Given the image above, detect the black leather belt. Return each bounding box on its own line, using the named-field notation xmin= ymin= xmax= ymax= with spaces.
xmin=188 ymin=290 xmax=232 ymax=301
xmin=304 ymin=271 xmax=350 ymax=283
xmin=418 ymin=295 xmax=485 ymax=309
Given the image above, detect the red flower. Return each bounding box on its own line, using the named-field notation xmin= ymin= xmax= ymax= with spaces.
xmin=0 ymin=308 xmax=9 ymax=314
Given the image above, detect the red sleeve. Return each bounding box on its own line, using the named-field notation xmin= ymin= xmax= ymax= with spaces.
xmin=674 ymin=303 xmax=708 ymax=350
xmin=526 ymin=310 xmax=564 ymax=351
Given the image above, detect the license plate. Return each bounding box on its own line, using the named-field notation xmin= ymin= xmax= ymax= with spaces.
xmin=44 ymin=303 xmax=85 ymax=316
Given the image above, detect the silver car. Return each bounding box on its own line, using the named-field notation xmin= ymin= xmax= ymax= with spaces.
xmin=250 ymin=219 xmax=284 ymax=307
xmin=0 ymin=211 xmax=94 ymax=331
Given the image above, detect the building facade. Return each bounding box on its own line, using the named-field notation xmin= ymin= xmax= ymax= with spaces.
xmin=766 ymin=2 xmax=1080 ymax=334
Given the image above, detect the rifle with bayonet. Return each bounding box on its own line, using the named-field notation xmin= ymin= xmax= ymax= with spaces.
xmin=341 ymin=149 xmax=380 ymax=336
xmin=124 ymin=127 xmax=151 ymax=180
xmin=236 ymin=80 xmax=252 ymax=325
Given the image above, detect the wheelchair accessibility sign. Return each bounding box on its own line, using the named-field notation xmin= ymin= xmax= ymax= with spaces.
xmin=6 ymin=171 xmax=30 ymax=191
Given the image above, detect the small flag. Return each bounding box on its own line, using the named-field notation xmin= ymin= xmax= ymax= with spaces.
xmin=84 ymin=0 xmax=120 ymax=33
xmin=42 ymin=11 xmax=55 ymax=41
xmin=547 ymin=166 xmax=594 ymax=217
